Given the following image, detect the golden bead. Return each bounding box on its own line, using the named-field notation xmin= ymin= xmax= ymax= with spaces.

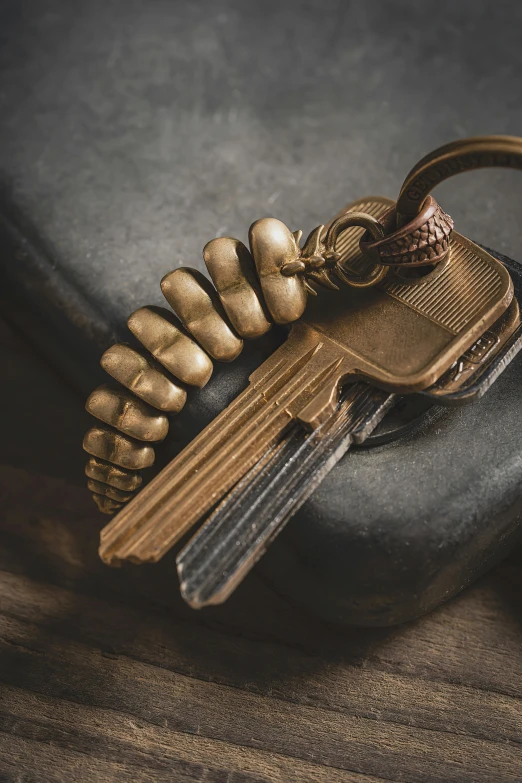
xmin=203 ymin=237 xmax=271 ymax=339
xmin=161 ymin=267 xmax=243 ymax=362
xmin=101 ymin=344 xmax=187 ymax=413
xmin=249 ymin=218 xmax=307 ymax=324
xmin=127 ymin=306 xmax=213 ymax=388
xmin=86 ymin=385 xmax=169 ymax=442
xmin=85 ymin=457 xmax=143 ymax=491
xmin=87 ymin=479 xmax=134 ymax=503
xmin=83 ymin=426 xmax=155 ymax=470
xmin=92 ymin=493 xmax=124 ymax=515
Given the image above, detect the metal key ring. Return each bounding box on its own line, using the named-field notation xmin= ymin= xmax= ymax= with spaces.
xmin=396 ymin=135 xmax=522 ymax=225
xmin=324 ymin=211 xmax=389 ymax=288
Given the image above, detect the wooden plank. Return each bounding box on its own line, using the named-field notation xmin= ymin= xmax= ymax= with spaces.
xmin=0 ymin=570 xmax=521 ymax=746
xmin=0 ymin=613 xmax=521 ymax=782
xmin=0 ymin=734 xmax=268 ymax=783
xmin=0 ymin=687 xmax=388 ymax=783
xmin=0 ymin=460 xmax=521 ymax=781
xmin=1 ymin=466 xmax=522 ymax=698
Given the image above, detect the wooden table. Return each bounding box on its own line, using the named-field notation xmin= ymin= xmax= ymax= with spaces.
xmin=1 ymin=319 xmax=521 ymax=782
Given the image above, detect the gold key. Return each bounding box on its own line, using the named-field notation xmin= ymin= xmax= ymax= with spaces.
xmin=99 ymin=197 xmax=513 ymax=567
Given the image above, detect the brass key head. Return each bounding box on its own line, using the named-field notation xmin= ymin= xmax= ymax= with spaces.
xmin=254 ymin=197 xmax=512 ymax=428
xmin=321 ymin=198 xmax=513 ymax=385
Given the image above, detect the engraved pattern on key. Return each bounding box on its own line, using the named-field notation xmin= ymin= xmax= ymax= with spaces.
xmin=299 ymin=244 xmax=512 ymax=396
xmin=99 ymin=198 xmax=513 ymax=568
xmin=384 ymin=243 xmax=503 ymax=334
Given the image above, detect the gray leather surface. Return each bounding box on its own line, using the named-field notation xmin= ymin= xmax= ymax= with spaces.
xmin=2 ymin=0 xmax=522 ymax=341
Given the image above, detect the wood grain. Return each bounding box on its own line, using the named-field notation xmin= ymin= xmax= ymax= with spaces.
xmin=0 ymin=319 xmax=521 ymax=782
xmin=1 ymin=465 xmax=522 ymax=783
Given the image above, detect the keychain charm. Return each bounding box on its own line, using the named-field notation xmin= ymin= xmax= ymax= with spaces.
xmin=83 ymin=135 xmax=522 ymax=611
xmin=359 ymin=196 xmax=453 ymax=270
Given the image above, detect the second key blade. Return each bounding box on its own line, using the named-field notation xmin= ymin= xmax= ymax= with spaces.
xmin=177 ymin=383 xmax=395 ymax=608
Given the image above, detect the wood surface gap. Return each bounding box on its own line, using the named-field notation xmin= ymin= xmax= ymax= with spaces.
xmin=0 ymin=724 xmax=385 ymax=783
xmin=1 ymin=626 xmax=519 ymax=752
xmin=0 ymin=688 xmax=401 ymax=783
xmin=1 ymin=614 xmax=521 ymax=782
xmin=2 ymin=616 xmax=520 ymax=750
xmin=0 ymin=571 xmax=521 ymax=708
xmin=0 ymin=734 xmax=281 ymax=783
xmin=1 ymin=591 xmax=521 ymax=706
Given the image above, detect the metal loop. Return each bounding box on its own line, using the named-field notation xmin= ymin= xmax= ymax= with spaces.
xmin=324 ymin=211 xmax=389 ymax=288
xmin=396 ymin=135 xmax=522 ymax=225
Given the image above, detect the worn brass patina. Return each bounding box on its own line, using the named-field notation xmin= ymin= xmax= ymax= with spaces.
xmin=86 ymin=385 xmax=169 ymax=442
xmin=161 ymin=267 xmax=244 ymax=362
xmin=101 ymin=343 xmax=187 ymax=412
xmin=203 ymin=236 xmax=272 ymax=338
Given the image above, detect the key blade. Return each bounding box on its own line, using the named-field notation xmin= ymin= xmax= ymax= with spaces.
xmin=177 ymin=384 xmax=395 ymax=608
xmin=99 ymin=339 xmax=354 ymax=566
